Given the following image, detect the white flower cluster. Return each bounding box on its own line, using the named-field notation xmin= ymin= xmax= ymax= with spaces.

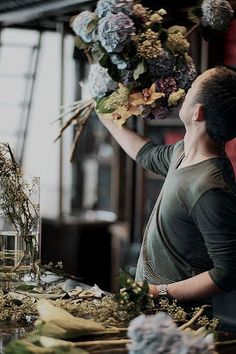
xmin=87 ymin=63 xmax=118 ymax=99
xmin=127 ymin=312 xmax=215 ymax=354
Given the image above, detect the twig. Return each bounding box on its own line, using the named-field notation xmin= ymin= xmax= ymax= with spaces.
xmin=179 ymin=305 xmax=211 ymax=330
xmin=185 ymin=23 xmax=200 ymax=37
xmin=75 ymin=338 xmax=131 ymax=348
xmin=215 ymin=339 xmax=236 ymax=347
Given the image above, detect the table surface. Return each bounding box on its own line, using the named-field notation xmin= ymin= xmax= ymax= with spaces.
xmin=1 ymin=273 xmax=236 ymax=354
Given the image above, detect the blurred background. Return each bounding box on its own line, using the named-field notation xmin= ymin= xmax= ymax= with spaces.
xmin=0 ymin=0 xmax=236 ymax=292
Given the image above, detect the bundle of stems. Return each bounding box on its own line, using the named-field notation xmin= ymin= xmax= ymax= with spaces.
xmin=55 ymin=99 xmax=95 ymax=162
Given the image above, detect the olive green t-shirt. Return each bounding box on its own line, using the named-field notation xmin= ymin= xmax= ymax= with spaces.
xmin=135 ymin=140 xmax=236 ymax=292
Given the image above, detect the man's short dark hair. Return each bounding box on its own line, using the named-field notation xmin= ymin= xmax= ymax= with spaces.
xmin=197 ymin=65 xmax=236 ymax=144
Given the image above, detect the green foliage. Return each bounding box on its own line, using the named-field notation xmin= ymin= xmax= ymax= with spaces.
xmin=96 ymin=97 xmax=115 ymax=113
xmin=133 ymin=60 xmax=147 ymax=81
xmin=115 ymin=270 xmax=155 ymax=318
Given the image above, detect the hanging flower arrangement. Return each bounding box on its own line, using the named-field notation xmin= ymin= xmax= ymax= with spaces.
xmin=56 ymin=0 xmax=234 ymax=161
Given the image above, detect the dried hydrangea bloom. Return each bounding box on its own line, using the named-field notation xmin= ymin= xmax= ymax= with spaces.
xmin=166 ymin=32 xmax=190 ymax=54
xmin=133 ymin=3 xmax=150 ymax=23
xmin=87 ymin=63 xmax=117 ymax=99
xmin=138 ymin=29 xmax=163 ymax=59
xmin=127 ymin=312 xmax=215 ymax=354
xmin=175 ymin=56 xmax=197 ymax=90
xmin=156 ymin=77 xmax=178 ymax=96
xmin=71 ymin=11 xmax=97 ymax=43
xmin=168 ymin=89 xmax=185 ymax=106
xmin=98 ymin=12 xmax=135 ymax=52
xmin=110 ymin=54 xmax=128 ymax=69
xmin=201 ymin=0 xmax=234 ymax=30
xmin=147 ymin=50 xmax=175 ymax=79
xmin=96 ymin=0 xmax=133 ymax=18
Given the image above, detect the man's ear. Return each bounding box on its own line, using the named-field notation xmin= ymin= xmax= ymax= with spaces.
xmin=193 ymin=104 xmax=204 ymax=122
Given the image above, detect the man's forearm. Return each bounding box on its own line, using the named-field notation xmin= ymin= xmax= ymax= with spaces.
xmin=149 ymin=271 xmax=222 ymax=301
xmin=97 ymin=114 xmax=149 ymax=160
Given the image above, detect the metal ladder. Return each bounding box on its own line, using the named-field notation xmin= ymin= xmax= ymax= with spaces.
xmin=0 ymin=30 xmax=42 ymax=166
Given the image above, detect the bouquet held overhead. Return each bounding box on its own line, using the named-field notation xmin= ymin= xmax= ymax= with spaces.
xmin=56 ymin=0 xmax=234 ymax=160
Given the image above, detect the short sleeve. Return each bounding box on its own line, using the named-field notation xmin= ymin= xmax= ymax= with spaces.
xmin=135 ymin=141 xmax=175 ymax=176
xmin=191 ymin=188 xmax=236 ymax=291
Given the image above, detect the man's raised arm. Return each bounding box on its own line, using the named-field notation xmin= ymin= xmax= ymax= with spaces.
xmin=97 ymin=114 xmax=149 ymax=161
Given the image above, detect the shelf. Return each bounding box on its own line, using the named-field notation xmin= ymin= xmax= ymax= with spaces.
xmin=147 ymin=118 xmax=184 ymax=127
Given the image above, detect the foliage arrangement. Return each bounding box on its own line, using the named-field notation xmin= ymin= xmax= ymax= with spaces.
xmin=56 ymin=0 xmax=234 ymax=161
xmin=71 ymin=1 xmax=196 ymax=123
xmin=56 ymin=0 xmax=196 ymax=160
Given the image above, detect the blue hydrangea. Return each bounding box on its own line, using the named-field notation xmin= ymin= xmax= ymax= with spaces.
xmin=98 ymin=12 xmax=135 ymax=53
xmin=71 ymin=11 xmax=97 ymax=43
xmin=96 ymin=0 xmax=133 ymax=18
xmin=110 ymin=54 xmax=128 ymax=69
xmin=127 ymin=313 xmax=214 ymax=354
xmin=201 ymin=0 xmax=234 ymax=30
xmin=87 ymin=63 xmax=118 ymax=99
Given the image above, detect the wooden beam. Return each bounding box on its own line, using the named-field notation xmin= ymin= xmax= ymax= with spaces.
xmin=0 ymin=0 xmax=95 ymax=26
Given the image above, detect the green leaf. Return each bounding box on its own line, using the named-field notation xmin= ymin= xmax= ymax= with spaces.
xmin=15 ymin=284 xmax=36 ymax=291
xmin=99 ymin=53 xmax=110 ymax=68
xmin=96 ymin=97 xmax=116 ymax=114
xmin=133 ymin=60 xmax=146 ymax=81
xmin=74 ymin=36 xmax=88 ymax=50
xmin=86 ymin=20 xmax=97 ymax=34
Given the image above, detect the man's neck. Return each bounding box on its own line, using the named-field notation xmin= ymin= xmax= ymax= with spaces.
xmin=181 ymin=131 xmax=224 ymax=168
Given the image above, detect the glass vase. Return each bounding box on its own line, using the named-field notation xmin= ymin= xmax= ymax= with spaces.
xmin=0 ymin=176 xmax=40 ymax=290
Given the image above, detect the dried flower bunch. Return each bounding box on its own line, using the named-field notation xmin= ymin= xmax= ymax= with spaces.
xmin=0 ymin=290 xmax=37 ymax=323
xmin=71 ymin=0 xmax=196 ymax=124
xmin=0 ymin=143 xmax=39 ymax=274
xmin=57 ymin=0 xmax=234 ymax=160
xmin=188 ymin=0 xmax=234 ymax=38
xmin=0 ymin=143 xmax=39 ymax=236
xmin=127 ymin=312 xmax=217 ymax=354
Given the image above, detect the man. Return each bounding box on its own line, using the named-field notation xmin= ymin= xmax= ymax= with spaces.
xmin=98 ymin=66 xmax=236 ymax=304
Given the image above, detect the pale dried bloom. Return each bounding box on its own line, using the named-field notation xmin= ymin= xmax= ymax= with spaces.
xmin=168 ymin=88 xmax=185 ymax=106
xmin=138 ymin=29 xmax=163 ymax=59
xmin=166 ymin=32 xmax=190 ymax=54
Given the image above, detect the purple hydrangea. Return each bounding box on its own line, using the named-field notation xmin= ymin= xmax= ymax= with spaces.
xmin=96 ymin=0 xmax=133 ymax=18
xmin=127 ymin=312 xmax=215 ymax=354
xmin=156 ymin=77 xmax=177 ymax=96
xmin=87 ymin=63 xmax=118 ymax=99
xmin=98 ymin=12 xmax=135 ymax=52
xmin=152 ymin=106 xmax=170 ymax=120
xmin=147 ymin=50 xmax=175 ymax=79
xmin=110 ymin=54 xmax=128 ymax=69
xmin=71 ymin=11 xmax=97 ymax=43
xmin=201 ymin=0 xmax=234 ymax=30
xmin=121 ymin=70 xmax=135 ymax=85
xmin=175 ymin=58 xmax=197 ymax=90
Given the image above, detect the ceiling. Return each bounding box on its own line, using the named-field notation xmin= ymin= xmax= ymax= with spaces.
xmin=0 ymin=0 xmax=235 ymax=31
xmin=0 ymin=0 xmax=96 ymax=30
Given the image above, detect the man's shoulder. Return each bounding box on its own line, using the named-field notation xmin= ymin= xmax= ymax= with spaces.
xmin=176 ymin=157 xmax=235 ymax=213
